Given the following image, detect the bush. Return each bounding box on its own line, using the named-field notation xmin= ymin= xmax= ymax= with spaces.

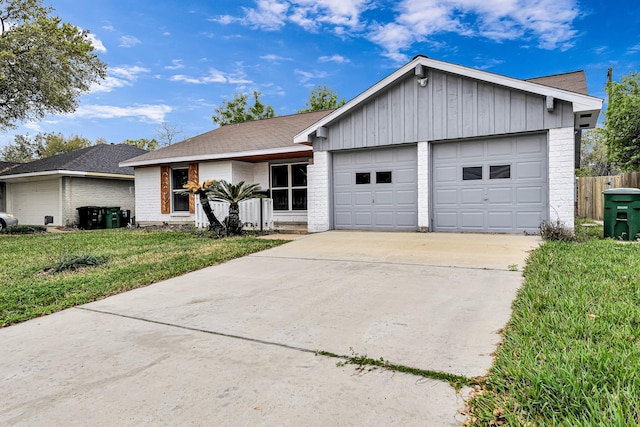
xmin=0 ymin=225 xmax=47 ymax=234
xmin=539 ymin=220 xmax=576 ymax=242
xmin=51 ymin=253 xmax=108 ymax=272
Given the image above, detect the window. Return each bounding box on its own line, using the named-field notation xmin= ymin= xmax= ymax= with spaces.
xmin=271 ymin=163 xmax=307 ymax=211
xmin=463 ymin=166 xmax=483 ymax=180
xmin=376 ymin=171 xmax=392 ymax=184
xmin=172 ymin=168 xmax=189 ymax=212
xmin=355 ymin=172 xmax=370 ymax=184
xmin=490 ymin=165 xmax=511 ymax=179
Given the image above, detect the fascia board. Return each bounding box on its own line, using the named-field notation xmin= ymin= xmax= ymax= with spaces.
xmin=120 ymin=144 xmax=313 ymax=168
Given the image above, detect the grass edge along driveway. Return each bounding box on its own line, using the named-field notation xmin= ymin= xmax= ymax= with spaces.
xmin=1 ymin=229 xmax=287 ymax=327
xmin=468 ymin=238 xmax=640 ymax=426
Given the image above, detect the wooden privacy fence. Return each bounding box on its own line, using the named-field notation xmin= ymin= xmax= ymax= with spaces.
xmin=576 ymin=172 xmax=640 ymax=220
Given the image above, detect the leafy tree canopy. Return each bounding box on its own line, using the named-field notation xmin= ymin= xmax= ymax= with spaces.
xmin=0 ymin=0 xmax=107 ymax=131
xmin=577 ymin=128 xmax=618 ymax=177
xmin=297 ymin=84 xmax=346 ymax=113
xmin=212 ymin=91 xmax=275 ymax=126
xmin=0 ymin=132 xmax=91 ymax=162
xmin=604 ymin=71 xmax=640 ymax=171
xmin=123 ymin=138 xmax=158 ymax=151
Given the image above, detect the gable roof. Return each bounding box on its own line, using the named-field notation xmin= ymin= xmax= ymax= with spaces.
xmin=294 ymin=55 xmax=603 ymax=144
xmin=121 ymin=110 xmax=333 ymax=167
xmin=526 ymin=71 xmax=589 ymax=95
xmin=0 ymin=144 xmax=147 ymax=180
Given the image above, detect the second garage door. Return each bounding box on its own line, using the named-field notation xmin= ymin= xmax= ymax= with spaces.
xmin=432 ymin=133 xmax=548 ymax=233
xmin=333 ymin=145 xmax=417 ymax=230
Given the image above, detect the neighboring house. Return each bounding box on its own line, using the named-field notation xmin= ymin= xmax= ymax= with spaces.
xmin=0 ymin=161 xmax=20 ymax=212
xmin=0 ymin=144 xmax=146 ymax=226
xmin=120 ymin=110 xmax=332 ymax=227
xmin=294 ymin=55 xmax=602 ymax=233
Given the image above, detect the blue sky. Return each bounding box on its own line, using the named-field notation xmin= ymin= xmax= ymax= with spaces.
xmin=2 ymin=0 xmax=639 ymax=148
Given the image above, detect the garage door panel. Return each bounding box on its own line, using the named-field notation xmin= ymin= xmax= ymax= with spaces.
xmin=432 ymin=133 xmax=547 ymax=233
xmin=516 ymin=161 xmax=544 ymax=179
xmin=333 ymin=146 xmax=417 ymax=230
xmin=517 ymin=187 xmax=544 ymax=204
xmin=354 ymin=192 xmax=372 ymax=206
xmin=488 ymin=187 xmax=513 ymax=204
xmin=396 ymin=190 xmax=417 ymax=205
xmin=460 ymin=188 xmax=484 ymax=204
xmin=460 ymin=212 xmax=484 ymax=228
xmin=488 ymin=212 xmax=514 ymax=229
xmin=460 ymin=141 xmax=484 ymax=158
xmin=10 ymin=180 xmax=60 ymax=226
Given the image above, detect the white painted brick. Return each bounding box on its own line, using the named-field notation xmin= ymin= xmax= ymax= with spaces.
xmin=548 ymin=127 xmax=575 ymax=230
xmin=307 ymin=151 xmax=330 ymax=232
xmin=62 ymin=177 xmax=135 ymax=226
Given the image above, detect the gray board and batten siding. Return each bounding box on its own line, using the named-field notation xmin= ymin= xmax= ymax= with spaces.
xmin=311 ymin=69 xmax=574 ymax=151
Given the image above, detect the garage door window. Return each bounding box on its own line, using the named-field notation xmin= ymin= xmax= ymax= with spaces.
xmin=355 ymin=172 xmax=370 ymax=184
xmin=490 ymin=165 xmax=511 ymax=179
xmin=172 ymin=168 xmax=189 ymax=212
xmin=462 ymin=166 xmax=483 ymax=180
xmin=376 ymin=171 xmax=392 ymax=184
xmin=271 ymin=163 xmax=307 ymax=211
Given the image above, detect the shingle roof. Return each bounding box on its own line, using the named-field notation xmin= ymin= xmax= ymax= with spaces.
xmin=0 ymin=144 xmax=147 ymax=177
xmin=0 ymin=161 xmax=20 ymax=174
xmin=526 ymin=71 xmax=589 ymax=95
xmin=123 ymin=110 xmax=333 ymax=165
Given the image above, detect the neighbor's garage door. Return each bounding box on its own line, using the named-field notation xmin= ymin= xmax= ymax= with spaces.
xmin=333 ymin=145 xmax=417 ymax=230
xmin=432 ymin=133 xmax=547 ymax=233
xmin=10 ymin=179 xmax=60 ymax=226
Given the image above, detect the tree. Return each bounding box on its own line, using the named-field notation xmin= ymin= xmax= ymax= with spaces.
xmin=297 ymin=84 xmax=346 ymax=113
xmin=212 ymin=91 xmax=275 ymax=126
xmin=0 ymin=0 xmax=107 ymax=131
xmin=123 ymin=138 xmax=158 ymax=151
xmin=577 ymin=128 xmax=618 ymax=177
xmin=0 ymin=132 xmax=91 ymax=162
xmin=156 ymin=122 xmax=183 ymax=147
xmin=205 ymin=180 xmax=263 ymax=235
xmin=182 ymin=180 xmax=223 ymax=232
xmin=604 ymin=71 xmax=640 ymax=171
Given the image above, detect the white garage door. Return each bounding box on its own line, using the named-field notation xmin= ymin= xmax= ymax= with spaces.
xmin=333 ymin=145 xmax=418 ymax=230
xmin=10 ymin=180 xmax=60 ymax=226
xmin=432 ymin=133 xmax=547 ymax=233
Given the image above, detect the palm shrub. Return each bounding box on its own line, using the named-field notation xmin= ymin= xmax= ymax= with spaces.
xmin=205 ymin=180 xmax=263 ymax=235
xmin=182 ymin=180 xmax=224 ymax=232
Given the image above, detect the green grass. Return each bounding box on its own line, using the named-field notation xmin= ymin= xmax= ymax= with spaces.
xmin=469 ymin=239 xmax=640 ymax=426
xmin=0 ymin=229 xmax=287 ymax=327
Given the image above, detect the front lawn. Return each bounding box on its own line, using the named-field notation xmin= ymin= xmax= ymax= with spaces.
xmin=0 ymin=229 xmax=287 ymax=327
xmin=469 ymin=238 xmax=640 ymax=425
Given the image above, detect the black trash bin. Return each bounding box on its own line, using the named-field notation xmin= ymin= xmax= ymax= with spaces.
xmin=77 ymin=206 xmax=103 ymax=229
xmin=120 ymin=209 xmax=131 ymax=227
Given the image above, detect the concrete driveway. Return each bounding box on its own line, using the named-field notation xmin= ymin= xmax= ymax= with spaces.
xmin=0 ymin=231 xmax=540 ymax=426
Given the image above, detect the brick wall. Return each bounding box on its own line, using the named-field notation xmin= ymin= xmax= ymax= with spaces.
xmin=417 ymin=141 xmax=430 ymax=231
xmin=62 ymin=177 xmax=135 ymax=226
xmin=548 ymin=127 xmax=575 ymax=229
xmin=307 ymin=151 xmax=330 ymax=232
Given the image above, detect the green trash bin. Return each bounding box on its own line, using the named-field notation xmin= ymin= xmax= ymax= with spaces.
xmin=602 ymin=188 xmax=640 ymax=240
xmin=103 ymin=207 xmax=121 ymax=229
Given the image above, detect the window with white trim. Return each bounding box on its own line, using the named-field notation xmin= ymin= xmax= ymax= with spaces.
xmin=171 ymin=168 xmax=189 ymax=212
xmin=270 ymin=163 xmax=307 ymax=211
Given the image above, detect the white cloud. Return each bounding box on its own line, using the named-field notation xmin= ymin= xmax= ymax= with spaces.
xmin=119 ymin=35 xmax=142 ymax=48
xmin=215 ymin=0 xmax=370 ymax=34
xmin=90 ymin=65 xmax=150 ymax=93
xmin=71 ymin=104 xmax=172 ymax=124
xmin=86 ymin=33 xmax=107 ymax=53
xmin=260 ymin=54 xmax=294 ymax=61
xmin=627 ymin=43 xmax=640 ymax=54
xmin=294 ymin=69 xmax=329 ymax=83
xmin=165 ymin=59 xmax=185 ymax=70
xmin=369 ymin=0 xmax=580 ymax=62
xmin=170 ymin=67 xmax=253 ymax=85
xmin=318 ymin=54 xmax=350 ymax=63
xmin=102 ymin=24 xmax=116 ymax=32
